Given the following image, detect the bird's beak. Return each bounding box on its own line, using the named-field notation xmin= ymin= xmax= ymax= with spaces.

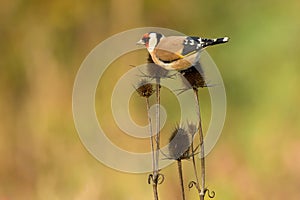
xmin=136 ymin=39 xmax=145 ymax=45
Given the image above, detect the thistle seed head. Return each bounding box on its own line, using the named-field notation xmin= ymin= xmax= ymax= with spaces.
xmin=180 ymin=62 xmax=206 ymax=89
xmin=168 ymin=126 xmax=191 ymax=160
xmin=136 ymin=79 xmax=155 ymax=98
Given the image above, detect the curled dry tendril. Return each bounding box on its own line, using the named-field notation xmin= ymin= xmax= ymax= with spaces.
xmin=205 ymin=188 xmax=216 ymax=198
xmin=188 ymin=180 xmax=200 ymax=191
xmin=188 ymin=181 xmax=216 ymax=199
xmin=147 ymin=173 xmax=165 ymax=185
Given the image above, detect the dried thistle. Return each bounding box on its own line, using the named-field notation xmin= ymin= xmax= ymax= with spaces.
xmin=136 ymin=77 xmax=160 ymax=200
xmin=180 ymin=62 xmax=206 ymax=89
xmin=168 ymin=126 xmax=191 ymax=161
xmin=146 ymin=53 xmax=170 ymax=79
xmin=136 ymin=79 xmax=155 ymax=98
xmin=168 ymin=126 xmax=192 ymax=200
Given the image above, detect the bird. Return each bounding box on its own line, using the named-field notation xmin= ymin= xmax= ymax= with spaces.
xmin=137 ymin=32 xmax=229 ymax=70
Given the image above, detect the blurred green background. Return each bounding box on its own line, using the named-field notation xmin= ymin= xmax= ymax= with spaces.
xmin=1 ymin=0 xmax=300 ymax=199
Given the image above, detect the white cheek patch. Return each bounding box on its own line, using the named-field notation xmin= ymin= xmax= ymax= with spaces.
xmin=148 ymin=33 xmax=157 ymax=52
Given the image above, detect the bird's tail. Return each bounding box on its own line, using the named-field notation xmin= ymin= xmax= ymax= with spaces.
xmin=201 ymin=37 xmax=229 ymax=48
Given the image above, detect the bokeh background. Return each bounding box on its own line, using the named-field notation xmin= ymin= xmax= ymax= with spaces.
xmin=1 ymin=0 xmax=300 ymax=199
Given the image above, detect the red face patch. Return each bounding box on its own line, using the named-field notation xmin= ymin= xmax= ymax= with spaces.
xmin=142 ymin=33 xmax=150 ymax=48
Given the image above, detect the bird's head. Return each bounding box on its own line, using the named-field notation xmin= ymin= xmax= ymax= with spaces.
xmin=137 ymin=32 xmax=164 ymax=52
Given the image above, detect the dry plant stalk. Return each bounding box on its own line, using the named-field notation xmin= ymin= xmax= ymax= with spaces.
xmin=180 ymin=63 xmax=214 ymax=200
xmin=168 ymin=126 xmax=191 ymax=200
xmin=139 ymin=54 xmax=170 ymax=200
xmin=135 ymin=79 xmax=159 ymax=200
xmin=148 ymin=55 xmax=168 ymax=200
xmin=194 ymin=88 xmax=206 ymax=200
xmin=136 ymin=57 xmax=216 ymax=200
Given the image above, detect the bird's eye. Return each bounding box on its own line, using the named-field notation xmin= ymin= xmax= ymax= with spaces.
xmin=142 ymin=37 xmax=150 ymax=44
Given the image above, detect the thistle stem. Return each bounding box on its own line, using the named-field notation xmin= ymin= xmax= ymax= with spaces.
xmin=177 ymin=160 xmax=186 ymax=200
xmin=155 ymin=78 xmax=161 ymax=170
xmin=191 ymin=140 xmax=201 ymax=192
xmin=145 ymin=97 xmax=157 ymax=194
xmin=193 ymin=88 xmax=206 ymax=200
xmin=152 ymin=78 xmax=161 ymax=200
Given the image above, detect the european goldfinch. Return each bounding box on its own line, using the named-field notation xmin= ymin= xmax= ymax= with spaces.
xmin=137 ymin=32 xmax=229 ymax=70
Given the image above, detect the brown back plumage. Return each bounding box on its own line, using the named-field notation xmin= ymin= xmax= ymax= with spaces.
xmin=154 ymin=36 xmax=189 ymax=62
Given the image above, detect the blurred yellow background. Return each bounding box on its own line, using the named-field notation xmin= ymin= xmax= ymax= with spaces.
xmin=1 ymin=0 xmax=300 ymax=199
